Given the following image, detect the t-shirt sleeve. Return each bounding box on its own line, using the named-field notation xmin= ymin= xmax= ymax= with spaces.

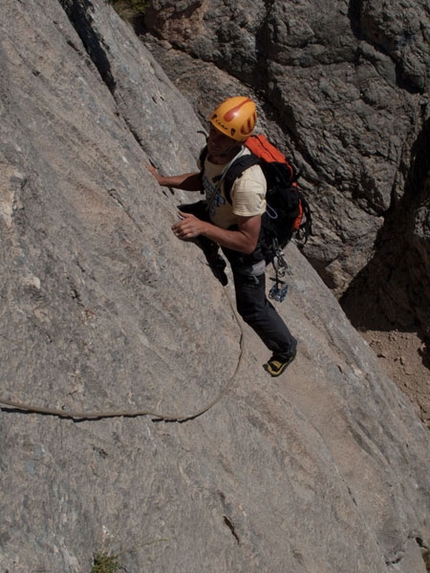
xmin=230 ymin=165 xmax=267 ymax=217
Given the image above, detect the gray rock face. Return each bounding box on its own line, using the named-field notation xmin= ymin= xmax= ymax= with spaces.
xmin=1 ymin=1 xmax=430 ymax=572
xmin=142 ymin=0 xmax=430 ymax=332
xmin=341 ymin=118 xmax=430 ymax=341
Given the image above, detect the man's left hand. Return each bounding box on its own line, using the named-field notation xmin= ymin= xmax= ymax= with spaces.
xmin=172 ymin=211 xmax=206 ymax=240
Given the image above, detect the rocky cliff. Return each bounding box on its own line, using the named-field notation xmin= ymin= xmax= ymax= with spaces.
xmin=1 ymin=1 xmax=430 ymax=572
xmin=141 ymin=0 xmax=430 ymax=347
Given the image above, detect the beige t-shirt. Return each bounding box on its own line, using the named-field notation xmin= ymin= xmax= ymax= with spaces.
xmin=200 ymin=148 xmax=267 ymax=229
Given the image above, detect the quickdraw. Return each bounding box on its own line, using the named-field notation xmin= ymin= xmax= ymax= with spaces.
xmin=268 ymin=240 xmax=290 ymax=303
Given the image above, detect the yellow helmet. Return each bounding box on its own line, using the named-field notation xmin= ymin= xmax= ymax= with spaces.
xmin=209 ymin=96 xmax=257 ymax=142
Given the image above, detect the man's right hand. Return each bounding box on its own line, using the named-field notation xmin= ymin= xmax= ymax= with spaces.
xmin=146 ymin=167 xmax=202 ymax=191
xmin=147 ymin=164 xmax=163 ymax=184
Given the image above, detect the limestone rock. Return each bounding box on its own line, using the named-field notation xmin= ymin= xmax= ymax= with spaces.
xmin=0 ymin=1 xmax=429 ymax=572
xmin=142 ymin=0 xmax=430 ymax=330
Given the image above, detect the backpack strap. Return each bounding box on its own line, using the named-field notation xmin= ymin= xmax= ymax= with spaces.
xmin=198 ymin=145 xmax=209 ymax=194
xmin=199 ymin=146 xmax=261 ymax=204
xmin=199 ymin=146 xmax=254 ymax=209
xmin=223 ymin=154 xmax=261 ymax=205
xmin=297 ymin=194 xmax=313 ymax=243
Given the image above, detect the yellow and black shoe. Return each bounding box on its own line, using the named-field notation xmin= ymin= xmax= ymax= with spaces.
xmin=263 ymin=350 xmax=296 ymax=377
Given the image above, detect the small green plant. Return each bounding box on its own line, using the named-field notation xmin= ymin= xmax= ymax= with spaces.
xmin=108 ymin=0 xmax=151 ymax=19
xmin=91 ymin=551 xmax=121 ymax=573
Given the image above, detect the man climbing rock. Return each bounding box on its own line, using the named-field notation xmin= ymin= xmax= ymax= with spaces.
xmin=148 ymin=96 xmax=297 ymax=377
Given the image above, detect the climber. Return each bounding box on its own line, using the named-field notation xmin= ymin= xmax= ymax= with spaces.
xmin=148 ymin=96 xmax=297 ymax=377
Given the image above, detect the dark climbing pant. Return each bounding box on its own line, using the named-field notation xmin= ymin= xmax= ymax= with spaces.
xmin=230 ymin=265 xmax=297 ymax=360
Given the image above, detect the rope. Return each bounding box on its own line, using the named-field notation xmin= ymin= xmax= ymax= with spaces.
xmin=0 ymin=290 xmax=244 ymax=423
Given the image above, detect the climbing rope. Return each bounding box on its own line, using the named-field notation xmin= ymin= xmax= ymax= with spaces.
xmin=0 ymin=289 xmax=244 ymax=423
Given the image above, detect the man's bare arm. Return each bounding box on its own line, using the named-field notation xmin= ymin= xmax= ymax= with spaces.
xmin=147 ymin=165 xmax=201 ymax=191
xmin=172 ymin=212 xmax=261 ymax=255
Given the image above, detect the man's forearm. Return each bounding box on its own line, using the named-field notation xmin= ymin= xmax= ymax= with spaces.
xmin=200 ymin=221 xmax=258 ymax=255
xmin=172 ymin=207 xmax=261 ymax=256
xmin=155 ymin=171 xmax=201 ymax=191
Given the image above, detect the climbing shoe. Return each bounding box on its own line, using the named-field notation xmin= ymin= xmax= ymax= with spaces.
xmin=263 ymin=349 xmax=296 ymax=377
xmin=208 ymin=255 xmax=228 ymax=286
